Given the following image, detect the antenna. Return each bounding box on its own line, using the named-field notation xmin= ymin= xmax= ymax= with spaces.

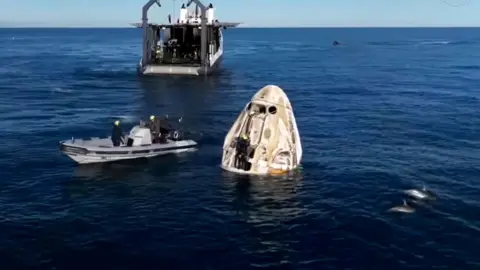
xmin=172 ymin=0 xmax=176 ymax=23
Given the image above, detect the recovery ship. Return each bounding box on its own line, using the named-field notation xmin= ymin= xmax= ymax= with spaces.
xmin=133 ymin=0 xmax=241 ymax=76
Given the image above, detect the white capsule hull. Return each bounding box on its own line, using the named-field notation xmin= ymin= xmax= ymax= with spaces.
xmin=221 ymin=85 xmax=302 ymax=176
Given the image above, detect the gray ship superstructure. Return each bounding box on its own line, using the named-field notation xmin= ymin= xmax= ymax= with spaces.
xmin=133 ymin=0 xmax=241 ymax=76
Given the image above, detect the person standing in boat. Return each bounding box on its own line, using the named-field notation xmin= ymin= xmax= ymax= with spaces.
xmin=148 ymin=115 xmax=159 ymax=143
xmin=158 ymin=115 xmax=171 ymax=138
xmin=111 ymin=120 xmax=124 ymax=147
xmin=149 ymin=115 xmax=171 ymax=143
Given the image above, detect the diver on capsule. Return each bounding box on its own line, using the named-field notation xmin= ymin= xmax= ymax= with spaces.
xmin=235 ymin=133 xmax=251 ymax=170
xmin=111 ymin=120 xmax=124 ymax=147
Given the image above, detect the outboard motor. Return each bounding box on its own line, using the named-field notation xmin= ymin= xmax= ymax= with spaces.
xmin=167 ymin=116 xmax=185 ymax=141
xmin=169 ymin=129 xmax=184 ymax=141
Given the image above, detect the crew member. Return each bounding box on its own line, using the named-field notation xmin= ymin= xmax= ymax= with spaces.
xmin=111 ymin=120 xmax=124 ymax=147
xmin=149 ymin=115 xmax=171 ymax=143
xmin=158 ymin=116 xmax=170 ymax=137
xmin=235 ymin=134 xmax=250 ymax=170
xmin=149 ymin=115 xmax=159 ymax=143
xmin=149 ymin=115 xmax=157 ymax=130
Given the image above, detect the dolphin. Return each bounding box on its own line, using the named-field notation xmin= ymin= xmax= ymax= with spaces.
xmin=403 ymin=185 xmax=437 ymax=201
xmin=388 ymin=199 xmax=415 ymax=213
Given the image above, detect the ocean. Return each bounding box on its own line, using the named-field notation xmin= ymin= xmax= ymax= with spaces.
xmin=0 ymin=27 xmax=479 ymax=269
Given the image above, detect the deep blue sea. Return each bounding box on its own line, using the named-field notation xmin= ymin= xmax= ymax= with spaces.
xmin=0 ymin=27 xmax=479 ymax=269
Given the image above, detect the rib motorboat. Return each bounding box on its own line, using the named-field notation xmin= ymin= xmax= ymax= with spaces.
xmin=59 ymin=121 xmax=197 ymax=164
xmin=221 ymin=85 xmax=303 ymax=176
xmin=133 ymin=0 xmax=241 ymax=76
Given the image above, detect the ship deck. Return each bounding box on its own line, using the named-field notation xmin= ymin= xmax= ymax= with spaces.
xmin=140 ymin=54 xmax=223 ymax=76
xmin=131 ymin=22 xmax=241 ymax=28
xmin=140 ymin=64 xmax=208 ymax=76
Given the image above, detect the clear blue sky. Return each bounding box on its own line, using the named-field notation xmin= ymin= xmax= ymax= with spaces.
xmin=0 ymin=0 xmax=479 ymax=27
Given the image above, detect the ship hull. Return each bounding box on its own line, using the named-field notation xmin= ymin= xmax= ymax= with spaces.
xmin=138 ymin=53 xmax=223 ymax=76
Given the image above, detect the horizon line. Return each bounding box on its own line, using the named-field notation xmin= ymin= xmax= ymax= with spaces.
xmin=1 ymin=25 xmax=480 ymax=29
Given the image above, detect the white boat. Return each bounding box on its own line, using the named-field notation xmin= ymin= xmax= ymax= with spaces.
xmin=221 ymin=85 xmax=303 ymax=175
xmin=60 ymin=124 xmax=197 ymax=164
xmin=133 ymin=0 xmax=241 ymax=76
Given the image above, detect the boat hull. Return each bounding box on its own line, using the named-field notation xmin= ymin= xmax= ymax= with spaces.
xmin=64 ymin=147 xmax=196 ymax=164
xmin=138 ymin=52 xmax=223 ymax=76
xmin=60 ymin=138 xmax=198 ymax=164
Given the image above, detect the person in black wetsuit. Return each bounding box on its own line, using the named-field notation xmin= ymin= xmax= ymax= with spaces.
xmin=149 ymin=115 xmax=171 ymax=143
xmin=235 ymin=134 xmax=250 ymax=170
xmin=111 ymin=120 xmax=124 ymax=146
xmin=158 ymin=116 xmax=170 ymax=137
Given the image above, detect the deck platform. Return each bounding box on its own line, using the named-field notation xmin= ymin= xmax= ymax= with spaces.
xmin=131 ymin=22 xmax=241 ymax=28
